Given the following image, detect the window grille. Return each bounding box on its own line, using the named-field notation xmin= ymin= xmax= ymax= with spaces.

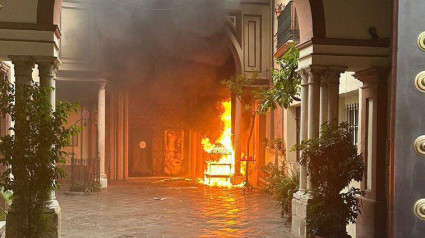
xmin=346 ymin=103 xmax=359 ymax=145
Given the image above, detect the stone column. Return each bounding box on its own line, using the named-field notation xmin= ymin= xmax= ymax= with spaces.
xmin=98 ymin=81 xmax=108 ymax=188
xmin=292 ymin=66 xmax=324 ymax=238
xmin=6 ymin=57 xmax=34 ymax=230
xmin=306 ymin=66 xmax=323 ymax=190
xmin=298 ymin=69 xmax=309 ymax=191
xmin=6 ymin=56 xmax=62 ymax=237
xmin=234 ymin=97 xmax=242 ymax=178
xmin=319 ymin=77 xmax=328 ymax=126
xmin=326 ymin=66 xmax=347 ymax=124
xmin=36 ymin=56 xmax=62 ymax=237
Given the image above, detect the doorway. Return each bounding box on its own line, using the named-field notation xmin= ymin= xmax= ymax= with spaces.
xmin=129 ymin=127 xmax=153 ymax=177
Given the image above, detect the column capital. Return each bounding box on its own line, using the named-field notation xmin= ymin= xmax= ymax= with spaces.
xmin=9 ymin=55 xmax=35 ymax=70
xmin=306 ymin=65 xmax=327 ymax=84
xmin=296 ymin=68 xmax=309 ymax=85
xmin=323 ymin=66 xmax=347 ymax=84
xmin=35 ymin=56 xmax=61 ymax=74
xmin=354 ymin=67 xmax=390 ymax=85
xmin=98 ymin=81 xmax=107 ymax=90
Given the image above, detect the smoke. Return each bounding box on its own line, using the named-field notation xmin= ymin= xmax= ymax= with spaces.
xmin=81 ymin=0 xmax=238 ymax=133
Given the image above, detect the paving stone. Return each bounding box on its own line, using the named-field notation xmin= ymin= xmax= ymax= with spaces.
xmin=57 ymin=179 xmax=294 ymax=238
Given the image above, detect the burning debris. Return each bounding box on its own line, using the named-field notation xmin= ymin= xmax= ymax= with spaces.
xmin=201 ymin=100 xmax=236 ymax=187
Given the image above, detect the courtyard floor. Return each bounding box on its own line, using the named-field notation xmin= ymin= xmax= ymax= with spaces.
xmin=57 ymin=178 xmax=293 ymax=238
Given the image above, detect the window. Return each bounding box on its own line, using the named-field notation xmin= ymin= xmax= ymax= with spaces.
xmin=276 ymin=1 xmax=300 ymax=49
xmin=346 ymin=103 xmax=359 ymax=145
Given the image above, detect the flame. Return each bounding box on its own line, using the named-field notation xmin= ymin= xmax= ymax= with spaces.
xmin=202 ymin=100 xmax=235 ymax=187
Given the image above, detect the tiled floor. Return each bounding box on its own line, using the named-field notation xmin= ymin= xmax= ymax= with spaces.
xmin=57 ymin=178 xmax=293 ymax=238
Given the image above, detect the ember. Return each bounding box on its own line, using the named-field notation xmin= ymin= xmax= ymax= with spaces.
xmin=201 ymin=100 xmax=235 ymax=187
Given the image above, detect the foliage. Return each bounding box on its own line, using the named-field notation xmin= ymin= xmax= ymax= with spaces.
xmin=0 ymin=188 xmax=13 ymax=221
xmin=70 ymin=181 xmax=102 ymax=195
xmin=0 ymin=80 xmax=78 ymax=237
xmin=262 ymin=163 xmax=299 ymax=223
xmin=221 ymin=73 xmax=266 ymax=187
xmin=293 ymin=123 xmax=365 ymax=238
xmin=258 ymin=44 xmax=301 ymax=113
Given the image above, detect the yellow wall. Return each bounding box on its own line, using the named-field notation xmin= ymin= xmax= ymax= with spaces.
xmin=0 ymin=0 xmax=38 ymax=23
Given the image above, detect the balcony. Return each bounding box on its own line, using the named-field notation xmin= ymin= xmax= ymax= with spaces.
xmin=276 ymin=1 xmax=300 ymax=50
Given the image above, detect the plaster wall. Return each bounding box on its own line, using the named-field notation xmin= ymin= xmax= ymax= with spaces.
xmin=0 ymin=0 xmax=38 ymax=23
xmin=323 ymin=0 xmax=392 ymax=40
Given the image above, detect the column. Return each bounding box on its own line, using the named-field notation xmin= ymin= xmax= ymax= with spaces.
xmin=37 ymin=56 xmax=61 ymax=214
xmin=306 ymin=66 xmax=324 ymax=190
xmin=319 ymin=77 xmax=328 ymax=126
xmin=234 ymin=97 xmax=242 ymax=177
xmin=98 ymin=81 xmax=108 ymax=187
xmin=298 ymin=69 xmax=309 ymax=192
xmin=326 ymin=66 xmax=347 ymax=124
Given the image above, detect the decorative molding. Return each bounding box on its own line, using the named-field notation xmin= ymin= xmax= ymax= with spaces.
xmin=354 ymin=67 xmax=390 ymax=85
xmin=297 ymin=37 xmax=390 ymax=51
xmin=243 ymin=14 xmax=262 ymax=72
xmin=0 ymin=21 xmax=61 ymax=38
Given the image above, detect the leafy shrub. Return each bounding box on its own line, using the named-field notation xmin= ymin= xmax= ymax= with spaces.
xmin=70 ymin=181 xmax=102 ymax=195
xmin=0 ymin=80 xmax=78 ymax=237
xmin=294 ymin=123 xmax=364 ymax=238
xmin=0 ymin=188 xmax=13 ymax=221
xmin=262 ymin=163 xmax=299 ymax=222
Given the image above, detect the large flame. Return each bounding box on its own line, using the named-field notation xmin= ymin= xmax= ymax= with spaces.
xmin=201 ymin=100 xmax=235 ymax=187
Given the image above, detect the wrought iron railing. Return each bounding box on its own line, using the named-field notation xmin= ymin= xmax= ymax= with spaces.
xmin=276 ymin=1 xmax=300 ymax=49
xmin=70 ymin=155 xmax=100 ymax=191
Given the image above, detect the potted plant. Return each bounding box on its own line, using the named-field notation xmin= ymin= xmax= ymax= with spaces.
xmin=294 ymin=122 xmax=365 ymax=238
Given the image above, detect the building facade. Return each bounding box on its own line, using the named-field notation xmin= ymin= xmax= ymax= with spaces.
xmin=1 ymin=0 xmax=425 ymax=237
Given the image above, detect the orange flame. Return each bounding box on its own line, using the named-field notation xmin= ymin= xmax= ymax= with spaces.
xmin=202 ymin=99 xmax=235 ymax=187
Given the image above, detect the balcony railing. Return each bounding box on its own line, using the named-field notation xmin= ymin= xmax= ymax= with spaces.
xmin=276 ymin=1 xmax=300 ymax=49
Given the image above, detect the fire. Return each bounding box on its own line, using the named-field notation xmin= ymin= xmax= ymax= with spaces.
xmin=201 ymin=100 xmax=235 ymax=187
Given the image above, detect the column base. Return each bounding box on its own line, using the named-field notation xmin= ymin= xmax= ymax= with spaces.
xmin=292 ymin=190 xmax=312 ymax=238
xmin=100 ymin=174 xmax=108 ymax=188
xmin=6 ymin=201 xmax=61 ymax=238
xmin=356 ymin=197 xmax=387 ymax=238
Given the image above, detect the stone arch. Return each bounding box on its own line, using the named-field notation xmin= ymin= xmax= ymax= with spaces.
xmin=37 ymin=0 xmax=63 ymax=25
xmin=293 ymin=0 xmax=326 ymax=42
xmin=224 ymin=21 xmax=243 ymax=74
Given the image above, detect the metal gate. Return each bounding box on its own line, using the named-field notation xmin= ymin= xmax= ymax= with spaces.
xmin=69 ymin=110 xmax=100 ymax=191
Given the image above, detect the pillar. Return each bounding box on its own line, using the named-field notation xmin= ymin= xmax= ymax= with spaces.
xmin=292 ymin=66 xmax=325 ymax=238
xmin=98 ymin=81 xmax=108 ymax=187
xmin=326 ymin=66 xmax=347 ymax=124
xmin=298 ymin=69 xmax=309 ymax=191
xmin=37 ymin=56 xmax=62 ymax=237
xmin=354 ymin=67 xmax=389 ymax=238
xmin=319 ymin=77 xmax=328 ymax=126
xmin=306 ymin=66 xmax=323 ymax=190
xmin=234 ymin=97 xmax=242 ymax=178
xmin=6 ymin=56 xmax=61 ymax=237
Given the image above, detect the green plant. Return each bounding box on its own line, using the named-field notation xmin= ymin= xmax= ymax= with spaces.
xmin=293 ymin=123 xmax=364 ymax=238
xmin=262 ymin=163 xmax=299 ymax=222
xmin=0 ymin=188 xmax=13 ymax=221
xmin=221 ymin=73 xmax=266 ymax=188
xmin=258 ymin=44 xmax=301 ymax=112
xmin=70 ymin=180 xmax=102 ymax=195
xmin=0 ymin=80 xmax=78 ymax=237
